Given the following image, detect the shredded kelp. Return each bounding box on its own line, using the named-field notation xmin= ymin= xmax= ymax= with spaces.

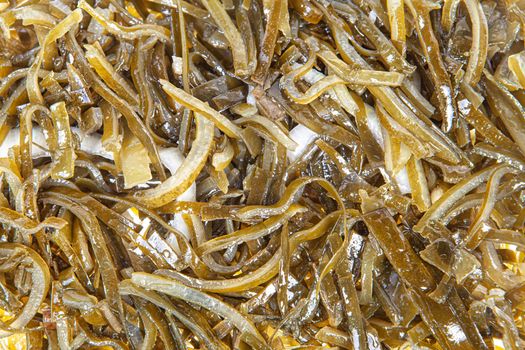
xmin=1 ymin=0 xmax=525 ymax=348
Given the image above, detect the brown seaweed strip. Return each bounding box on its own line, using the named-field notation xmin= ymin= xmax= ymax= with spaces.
xmin=363 ymin=209 xmax=435 ymax=292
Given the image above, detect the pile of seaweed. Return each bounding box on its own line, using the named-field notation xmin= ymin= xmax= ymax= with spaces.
xmin=1 ymin=0 xmax=525 ymax=348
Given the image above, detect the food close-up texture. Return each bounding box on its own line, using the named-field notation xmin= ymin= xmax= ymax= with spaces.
xmin=1 ymin=0 xmax=525 ymax=348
